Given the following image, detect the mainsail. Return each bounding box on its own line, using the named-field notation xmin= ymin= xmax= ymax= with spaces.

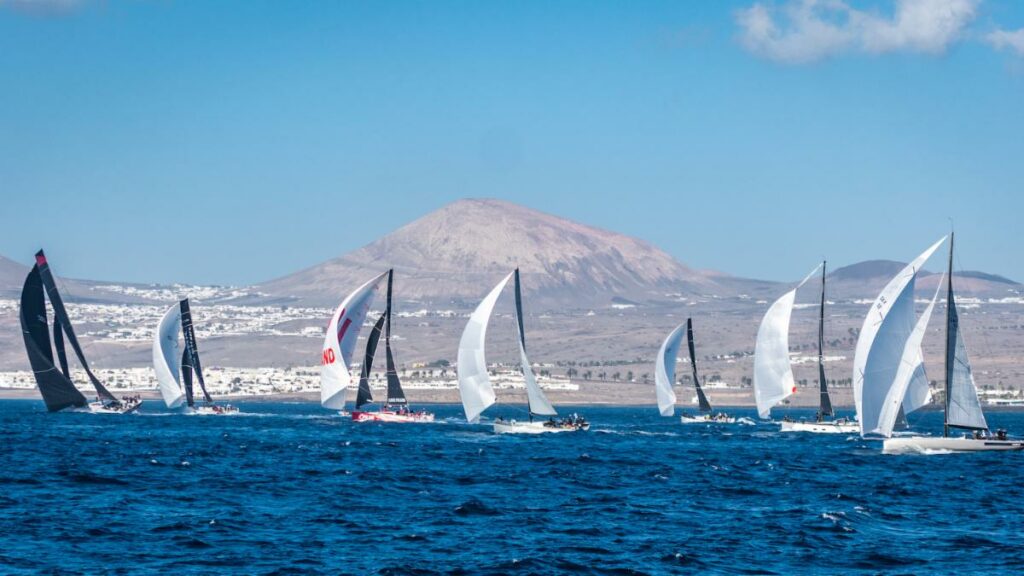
xmin=817 ymin=262 xmax=833 ymax=418
xmin=180 ymin=299 xmax=212 ymax=404
xmin=457 ymin=271 xmax=514 ymax=423
xmin=35 ymin=251 xmax=119 ymax=404
xmin=383 ymin=270 xmax=407 ymax=406
xmin=19 ymin=264 xmax=87 ymax=411
xmin=153 ymin=303 xmax=186 ymax=409
xmin=320 ymin=271 xmax=389 ymax=410
xmin=944 ymin=234 xmax=988 ymax=433
xmin=514 ymin=269 xmax=557 ymax=418
xmin=654 ymin=323 xmax=685 ymax=416
xmin=686 ymin=318 xmax=712 ymax=413
xmin=854 ymin=237 xmax=945 ymax=436
xmin=753 ymin=264 xmax=821 ymax=419
xmin=355 ymin=314 xmax=386 ymax=410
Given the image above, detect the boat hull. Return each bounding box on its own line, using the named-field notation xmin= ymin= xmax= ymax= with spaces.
xmin=492 ymin=421 xmax=589 ymax=434
xmin=78 ymin=400 xmax=142 ymax=415
xmin=186 ymin=405 xmax=240 ymax=416
xmin=779 ymin=420 xmax=858 ymax=434
xmin=883 ymin=436 xmax=1024 ymax=454
xmin=352 ymin=410 xmax=435 ymax=423
xmin=680 ymin=414 xmax=735 ymax=424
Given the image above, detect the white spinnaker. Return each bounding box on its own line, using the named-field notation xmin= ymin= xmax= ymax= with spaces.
xmin=153 ymin=303 xmax=186 ymax=409
xmin=320 ymin=271 xmax=389 ymax=410
xmin=902 ymin=354 xmax=932 ymax=416
xmin=753 ymin=264 xmax=821 ymax=419
xmin=457 ymin=272 xmax=514 ymax=423
xmin=853 ymin=237 xmax=945 ymax=436
xmin=655 ymin=323 xmax=686 ymax=416
xmin=875 ymin=278 xmax=942 ymax=437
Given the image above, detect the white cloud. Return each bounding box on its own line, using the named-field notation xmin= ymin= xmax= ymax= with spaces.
xmin=986 ymin=28 xmax=1024 ymax=57
xmin=735 ymin=0 xmax=979 ymax=63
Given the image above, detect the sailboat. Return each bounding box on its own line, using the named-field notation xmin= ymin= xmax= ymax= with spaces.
xmin=19 ymin=250 xmax=141 ymax=414
xmin=350 ymin=270 xmax=433 ymax=423
xmin=153 ymin=298 xmax=238 ymax=415
xmin=457 ymin=269 xmax=588 ymax=434
xmin=655 ymin=318 xmax=734 ymax=424
xmin=752 ymin=262 xmax=861 ymax=433
xmin=876 ymin=235 xmax=1023 ymax=454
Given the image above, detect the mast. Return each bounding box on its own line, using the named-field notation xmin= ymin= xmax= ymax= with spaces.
xmin=384 ymin=269 xmax=407 ymax=406
xmin=355 ymin=314 xmax=386 ymax=409
xmin=943 ymin=233 xmax=954 ymax=438
xmin=181 ymin=347 xmax=195 ymax=407
xmin=180 ymin=299 xmax=212 ymax=403
xmin=817 ymin=260 xmax=833 ymax=420
xmin=687 ymin=318 xmax=713 ymax=413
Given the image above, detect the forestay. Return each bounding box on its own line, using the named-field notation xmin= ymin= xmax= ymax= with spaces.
xmin=153 ymin=303 xmax=186 ymax=409
xmin=457 ymin=272 xmax=514 ymax=423
xmin=753 ymin=264 xmax=821 ymax=419
xmin=654 ymin=323 xmax=686 ymax=416
xmin=320 ymin=272 xmax=389 ymax=410
xmin=854 ymin=237 xmax=945 ymax=436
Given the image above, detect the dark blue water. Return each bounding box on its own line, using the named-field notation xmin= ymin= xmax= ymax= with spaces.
xmin=2 ymin=400 xmax=1023 ymax=575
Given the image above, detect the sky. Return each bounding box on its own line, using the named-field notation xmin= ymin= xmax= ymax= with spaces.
xmin=1 ymin=0 xmax=1022 ymax=286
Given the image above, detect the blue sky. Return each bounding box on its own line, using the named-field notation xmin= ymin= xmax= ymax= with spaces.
xmin=1 ymin=0 xmax=1022 ymax=285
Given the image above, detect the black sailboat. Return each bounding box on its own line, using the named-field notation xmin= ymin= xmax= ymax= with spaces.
xmin=350 ymin=269 xmax=432 ymax=422
xmin=19 ymin=250 xmax=140 ymax=413
xmin=154 ymin=298 xmax=236 ymax=414
xmin=678 ymin=318 xmax=734 ymax=423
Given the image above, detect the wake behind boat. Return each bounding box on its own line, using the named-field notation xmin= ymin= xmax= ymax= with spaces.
xmin=654 ymin=318 xmax=733 ymax=424
xmin=320 ymin=269 xmax=434 ymax=422
xmin=457 ymin=269 xmax=588 ymax=434
xmin=19 ymin=250 xmax=141 ymax=414
xmin=153 ymin=298 xmax=238 ymax=415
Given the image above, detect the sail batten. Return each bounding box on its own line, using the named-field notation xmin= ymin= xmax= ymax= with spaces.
xmin=654 ymin=323 xmax=685 ymax=416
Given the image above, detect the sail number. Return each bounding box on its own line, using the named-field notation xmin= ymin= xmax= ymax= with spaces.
xmin=322 ymin=349 xmax=336 ymax=365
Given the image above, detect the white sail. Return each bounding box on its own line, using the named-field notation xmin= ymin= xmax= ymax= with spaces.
xmin=902 ymin=353 xmax=932 ymax=416
xmin=513 ymin=272 xmax=557 ymax=417
xmin=753 ymin=264 xmax=821 ymax=419
xmin=152 ymin=303 xmax=186 ymax=409
xmin=854 ymin=237 xmax=945 ymax=436
xmin=320 ymin=271 xmax=389 ymax=410
xmin=946 ymin=283 xmax=988 ymax=430
xmin=875 ymin=278 xmax=942 ymax=437
xmin=654 ymin=323 xmax=685 ymax=416
xmin=457 ymin=272 xmax=515 ymax=423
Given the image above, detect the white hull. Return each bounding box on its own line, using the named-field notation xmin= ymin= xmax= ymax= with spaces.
xmin=680 ymin=414 xmax=735 ymax=424
xmin=352 ymin=410 xmax=435 ymax=423
xmin=883 ymin=436 xmax=1024 ymax=454
xmin=186 ymin=405 xmax=240 ymax=416
xmin=76 ymin=400 xmax=142 ymax=415
xmin=779 ymin=420 xmax=858 ymax=434
xmin=492 ymin=420 xmax=589 ymax=434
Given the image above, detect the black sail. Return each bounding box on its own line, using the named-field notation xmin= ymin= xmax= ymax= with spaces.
xmin=356 ymin=313 xmax=386 ymax=409
xmin=384 ymin=270 xmax=407 ymax=406
xmin=19 ymin=264 xmax=87 ymax=411
xmin=180 ymin=299 xmax=212 ymax=403
xmin=181 ymin=347 xmax=195 ymax=407
xmin=34 ymin=251 xmax=118 ymax=404
xmin=817 ymin=261 xmax=834 ymax=418
xmin=687 ymin=318 xmax=713 ymax=413
xmin=53 ymin=318 xmax=70 ymax=379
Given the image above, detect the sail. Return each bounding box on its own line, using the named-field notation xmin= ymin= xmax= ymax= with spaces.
xmin=514 ymin=269 xmax=557 ymax=417
xmin=34 ymin=251 xmax=118 ymax=404
xmin=687 ymin=318 xmax=712 ymax=413
xmin=320 ymin=271 xmax=389 ymax=410
xmin=753 ymin=264 xmax=821 ymax=419
xmin=53 ymin=318 xmax=70 ymax=379
xmin=874 ymin=279 xmax=942 ymax=437
xmin=457 ymin=271 xmax=515 ymax=423
xmin=945 ymin=243 xmax=987 ymax=431
xmin=181 ymin=347 xmax=195 ymax=407
xmin=180 ymin=299 xmax=212 ymax=403
xmin=854 ymin=237 xmax=945 ymax=436
xmin=152 ymin=303 xmax=186 ymax=409
xmin=817 ymin=262 xmax=834 ymax=418
xmin=902 ymin=354 xmax=932 ymax=415
xmin=383 ymin=270 xmax=407 ymax=406
xmin=654 ymin=323 xmax=685 ymax=416
xmin=19 ymin=264 xmax=87 ymax=411
xmin=355 ymin=313 xmax=386 ymax=409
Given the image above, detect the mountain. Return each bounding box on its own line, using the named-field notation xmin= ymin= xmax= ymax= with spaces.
xmin=259 ymin=199 xmax=735 ymax=307
xmin=0 ymin=254 xmax=27 ymax=296
xmin=828 ymin=260 xmax=1021 ymax=299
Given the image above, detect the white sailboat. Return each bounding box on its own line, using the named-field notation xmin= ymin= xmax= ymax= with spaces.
xmin=320 ymin=271 xmax=390 ymax=415
xmin=655 ymin=318 xmax=734 ymax=424
xmin=457 ymin=269 xmax=588 ymax=434
xmin=152 ymin=298 xmax=238 ymax=415
xmin=752 ymin=263 xmax=856 ymax=431
xmin=877 ymin=235 xmax=1023 ymax=454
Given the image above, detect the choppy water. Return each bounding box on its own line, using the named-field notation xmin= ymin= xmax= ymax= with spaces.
xmin=2 ymin=400 xmax=1023 ymax=575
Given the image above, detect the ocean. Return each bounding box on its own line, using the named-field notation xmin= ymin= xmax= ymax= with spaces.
xmin=2 ymin=400 xmax=1023 ymax=575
